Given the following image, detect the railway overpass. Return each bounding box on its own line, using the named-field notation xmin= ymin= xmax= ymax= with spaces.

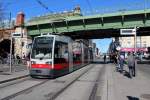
xmin=26 ymin=9 xmax=150 ymax=39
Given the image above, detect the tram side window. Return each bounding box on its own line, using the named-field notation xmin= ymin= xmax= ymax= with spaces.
xmin=54 ymin=41 xmax=68 ymax=64
xmin=73 ymin=53 xmax=81 ymax=63
xmin=72 ymin=42 xmax=82 ymax=64
xmin=84 ymin=46 xmax=89 ymax=63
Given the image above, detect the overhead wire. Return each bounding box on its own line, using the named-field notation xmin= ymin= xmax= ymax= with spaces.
xmin=86 ymin=0 xmax=94 ymax=14
xmin=35 ymin=0 xmax=53 ymax=13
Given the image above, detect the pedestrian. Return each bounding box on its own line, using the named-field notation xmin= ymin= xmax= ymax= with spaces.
xmin=113 ymin=52 xmax=120 ymax=72
xmin=114 ymin=53 xmax=118 ymax=65
xmin=127 ymin=52 xmax=136 ymax=78
xmin=119 ymin=54 xmax=125 ymax=73
xmin=26 ymin=53 xmax=31 ymax=70
xmin=104 ymin=54 xmax=106 ymax=63
xmin=23 ymin=53 xmax=26 ymax=59
xmin=16 ymin=54 xmax=21 ymax=64
xmin=22 ymin=52 xmax=26 ymax=64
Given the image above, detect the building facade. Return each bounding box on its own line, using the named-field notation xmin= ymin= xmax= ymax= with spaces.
xmin=119 ymin=36 xmax=150 ymax=48
xmin=0 ymin=12 xmax=32 ymax=59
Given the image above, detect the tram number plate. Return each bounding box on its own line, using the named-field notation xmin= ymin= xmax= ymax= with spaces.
xmin=35 ymin=70 xmax=41 ymax=73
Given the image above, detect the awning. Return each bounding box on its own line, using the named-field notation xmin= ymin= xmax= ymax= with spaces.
xmin=120 ymin=48 xmax=148 ymax=52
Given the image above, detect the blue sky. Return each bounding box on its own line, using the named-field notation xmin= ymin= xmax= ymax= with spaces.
xmin=2 ymin=0 xmax=149 ymax=19
xmin=1 ymin=0 xmax=149 ymax=53
xmin=93 ymin=39 xmax=112 ymax=53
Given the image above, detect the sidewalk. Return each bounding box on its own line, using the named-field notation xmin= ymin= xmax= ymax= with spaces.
xmin=106 ymin=64 xmax=150 ymax=100
xmin=0 ymin=64 xmax=29 ymax=84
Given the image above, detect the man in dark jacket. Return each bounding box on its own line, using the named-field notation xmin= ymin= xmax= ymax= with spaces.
xmin=127 ymin=52 xmax=136 ymax=77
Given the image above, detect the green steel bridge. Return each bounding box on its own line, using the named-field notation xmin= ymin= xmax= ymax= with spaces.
xmin=26 ymin=9 xmax=150 ymax=39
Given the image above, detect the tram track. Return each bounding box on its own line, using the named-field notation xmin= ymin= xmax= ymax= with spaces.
xmin=48 ymin=64 xmax=94 ymax=100
xmin=0 ymin=77 xmax=49 ymax=100
xmin=88 ymin=65 xmax=105 ymax=100
xmin=0 ymin=76 xmax=30 ymax=89
xmin=52 ymin=64 xmax=106 ymax=100
xmin=1 ymin=64 xmax=96 ymax=100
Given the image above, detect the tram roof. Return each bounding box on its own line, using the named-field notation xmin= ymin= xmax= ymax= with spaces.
xmin=35 ymin=34 xmax=72 ymax=43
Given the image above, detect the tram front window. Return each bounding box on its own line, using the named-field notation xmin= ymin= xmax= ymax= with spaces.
xmin=31 ymin=37 xmax=53 ymax=59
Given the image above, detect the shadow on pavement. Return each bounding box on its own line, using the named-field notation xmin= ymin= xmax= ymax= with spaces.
xmin=123 ymin=71 xmax=132 ymax=79
xmin=115 ymin=66 xmax=135 ymax=79
xmin=127 ymin=96 xmax=139 ymax=100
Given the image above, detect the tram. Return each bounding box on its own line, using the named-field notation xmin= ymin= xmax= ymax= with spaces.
xmin=29 ymin=33 xmax=90 ymax=78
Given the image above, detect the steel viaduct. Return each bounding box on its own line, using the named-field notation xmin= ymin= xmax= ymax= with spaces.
xmin=26 ymin=9 xmax=150 ymax=39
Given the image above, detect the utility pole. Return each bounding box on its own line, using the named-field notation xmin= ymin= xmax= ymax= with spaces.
xmin=9 ymin=12 xmax=12 ymax=73
xmin=134 ymin=26 xmax=137 ymax=54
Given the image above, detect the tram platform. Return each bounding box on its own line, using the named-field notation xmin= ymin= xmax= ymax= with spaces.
xmin=103 ymin=63 xmax=150 ymax=100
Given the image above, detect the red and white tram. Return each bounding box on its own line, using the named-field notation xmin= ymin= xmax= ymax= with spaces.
xmin=30 ymin=33 xmax=90 ymax=78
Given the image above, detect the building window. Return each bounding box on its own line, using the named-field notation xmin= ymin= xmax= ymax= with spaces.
xmin=136 ymin=42 xmax=140 ymax=48
xmin=136 ymin=36 xmax=141 ymax=42
xmin=143 ymin=41 xmax=146 ymax=47
xmin=143 ymin=44 xmax=146 ymax=47
xmin=136 ymin=43 xmax=140 ymax=48
xmin=127 ymin=41 xmax=130 ymax=44
xmin=22 ymin=42 xmax=24 ymax=47
xmin=127 ymin=41 xmax=131 ymax=47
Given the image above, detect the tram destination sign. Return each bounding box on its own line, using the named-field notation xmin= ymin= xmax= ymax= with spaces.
xmin=120 ymin=29 xmax=136 ymax=35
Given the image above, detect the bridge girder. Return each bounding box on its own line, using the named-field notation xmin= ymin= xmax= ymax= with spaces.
xmin=26 ymin=9 xmax=150 ymax=39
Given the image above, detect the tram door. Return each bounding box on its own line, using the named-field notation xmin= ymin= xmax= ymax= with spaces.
xmin=54 ymin=41 xmax=69 ymax=72
xmin=68 ymin=42 xmax=73 ymax=72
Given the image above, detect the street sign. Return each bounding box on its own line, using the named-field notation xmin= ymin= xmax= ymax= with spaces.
xmin=12 ymin=32 xmax=22 ymax=38
xmin=120 ymin=29 xmax=136 ymax=35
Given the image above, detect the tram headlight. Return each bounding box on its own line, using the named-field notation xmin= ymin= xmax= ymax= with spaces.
xmin=31 ymin=61 xmax=36 ymax=64
xmin=46 ymin=62 xmax=52 ymax=64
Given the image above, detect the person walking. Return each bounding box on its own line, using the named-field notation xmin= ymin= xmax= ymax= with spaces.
xmin=115 ymin=53 xmax=119 ymax=71
xmin=127 ymin=52 xmax=136 ymax=78
xmin=104 ymin=54 xmax=106 ymax=63
xmin=119 ymin=54 xmax=125 ymax=73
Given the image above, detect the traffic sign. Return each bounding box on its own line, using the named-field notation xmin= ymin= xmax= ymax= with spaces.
xmin=120 ymin=29 xmax=136 ymax=35
xmin=12 ymin=33 xmax=22 ymax=38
